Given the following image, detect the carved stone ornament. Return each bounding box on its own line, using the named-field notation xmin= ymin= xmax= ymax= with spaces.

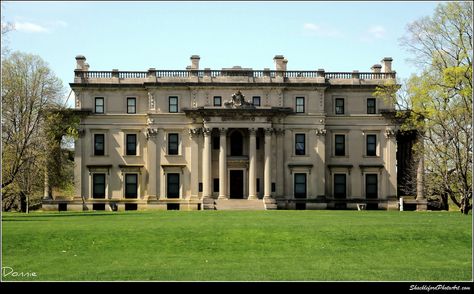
xmin=224 ymin=90 xmax=255 ymax=109
xmin=316 ymin=129 xmax=327 ymax=136
xmin=385 ymin=129 xmax=397 ymax=138
xmin=189 ymin=128 xmax=202 ymax=137
xmin=146 ymin=128 xmax=159 ymax=139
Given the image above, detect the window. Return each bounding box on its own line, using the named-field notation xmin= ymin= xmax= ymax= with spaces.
xmin=272 ymin=183 xmax=276 ymax=193
xmin=334 ymin=174 xmax=346 ymax=199
xmin=168 ymin=133 xmax=179 ymax=155
xmin=366 ymin=174 xmax=378 ymax=199
xmin=213 ymin=178 xmax=219 ymax=193
xmin=199 ymin=183 xmax=203 ymax=192
xmin=169 ymin=96 xmax=178 ymax=113
xmin=127 ymin=97 xmax=136 ymax=114
xmin=366 ymin=134 xmax=377 ymax=156
xmin=256 ymin=137 xmax=260 ymax=150
xmin=335 ymin=135 xmax=345 ymax=156
xmin=335 ymin=98 xmax=344 ymax=114
xmin=256 ymin=178 xmax=260 ymax=193
xmin=94 ymin=134 xmax=105 ymax=156
xmin=213 ymin=96 xmax=222 ymax=106
xmin=252 ymin=96 xmax=261 ymax=106
xmin=167 ymin=173 xmax=180 ymax=198
xmin=126 ymin=134 xmax=137 ymax=155
xmin=296 ymin=97 xmax=305 ymax=113
xmin=212 ymin=136 xmax=220 ymax=150
xmin=295 ymin=134 xmax=306 ymax=155
xmin=367 ymin=98 xmax=376 ymax=114
xmin=95 ymin=97 xmax=104 ymax=114
xmin=125 ymin=174 xmax=138 ymax=198
xmin=93 ymin=174 xmax=106 ymax=198
xmin=294 ymin=173 xmax=307 ymax=198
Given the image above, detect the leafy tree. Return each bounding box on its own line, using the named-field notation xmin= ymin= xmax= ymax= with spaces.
xmin=377 ymin=2 xmax=472 ymax=214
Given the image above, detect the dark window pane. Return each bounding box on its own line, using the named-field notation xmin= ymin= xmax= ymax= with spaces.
xmin=256 ymin=137 xmax=260 ymax=150
xmin=95 ymin=97 xmax=104 ymax=114
xmin=335 ymin=98 xmax=344 ymax=114
xmin=213 ymin=178 xmax=219 ymax=192
xmin=367 ymin=135 xmax=376 ymax=156
xmin=366 ymin=174 xmax=378 ymax=199
xmin=212 ymin=136 xmax=220 ymax=150
xmin=126 ymin=134 xmax=137 ymax=155
xmin=94 ymin=134 xmax=105 ymax=156
xmin=169 ymin=96 xmax=178 ymax=113
xmin=127 ymin=98 xmax=136 ymax=114
xmin=168 ymin=133 xmax=178 ymax=155
xmin=334 ymin=174 xmax=346 ymax=199
xmin=296 ymin=97 xmax=305 ymax=113
xmin=294 ymin=173 xmax=306 ymax=198
xmin=367 ymin=98 xmax=376 ymax=114
xmin=93 ymin=174 xmax=106 ymax=198
xmin=214 ymin=96 xmax=222 ymax=106
xmin=125 ymin=174 xmax=138 ymax=198
xmin=295 ymin=134 xmax=305 ymax=155
xmin=252 ymin=96 xmax=261 ymax=106
xmin=167 ymin=173 xmax=180 ymax=198
xmin=335 ymin=135 xmax=345 ymax=156
xmin=256 ymin=178 xmax=260 ymax=193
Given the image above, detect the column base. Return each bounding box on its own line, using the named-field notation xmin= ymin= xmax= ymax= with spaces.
xmin=247 ymin=195 xmax=258 ymax=200
xmin=263 ymin=195 xmax=272 ymax=200
xmin=218 ymin=195 xmax=228 ymax=200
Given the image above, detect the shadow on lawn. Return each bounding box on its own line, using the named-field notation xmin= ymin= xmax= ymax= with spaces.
xmin=2 ymin=211 xmax=145 ymax=221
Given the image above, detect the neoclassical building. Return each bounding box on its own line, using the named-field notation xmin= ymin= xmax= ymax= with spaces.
xmin=43 ymin=54 xmax=405 ymax=211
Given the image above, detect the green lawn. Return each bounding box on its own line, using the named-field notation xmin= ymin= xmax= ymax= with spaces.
xmin=2 ymin=210 xmax=472 ymax=281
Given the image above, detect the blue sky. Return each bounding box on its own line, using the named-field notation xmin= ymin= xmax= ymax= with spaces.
xmin=3 ymin=1 xmax=442 ymax=105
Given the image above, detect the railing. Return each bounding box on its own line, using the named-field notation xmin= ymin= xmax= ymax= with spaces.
xmin=75 ymin=70 xmax=396 ymax=80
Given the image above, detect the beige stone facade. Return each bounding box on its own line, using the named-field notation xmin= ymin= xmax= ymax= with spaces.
xmin=43 ymin=55 xmax=401 ymax=211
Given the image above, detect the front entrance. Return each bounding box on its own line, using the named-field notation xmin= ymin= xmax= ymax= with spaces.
xmin=229 ymin=170 xmax=244 ymax=199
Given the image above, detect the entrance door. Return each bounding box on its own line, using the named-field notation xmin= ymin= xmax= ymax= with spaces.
xmin=229 ymin=170 xmax=244 ymax=199
xmin=167 ymin=173 xmax=180 ymax=198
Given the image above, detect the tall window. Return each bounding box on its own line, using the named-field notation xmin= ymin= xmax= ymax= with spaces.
xmin=295 ymin=134 xmax=306 ymax=155
xmin=294 ymin=173 xmax=307 ymax=198
xmin=94 ymin=134 xmax=105 ymax=156
xmin=169 ymin=96 xmax=178 ymax=113
xmin=126 ymin=134 xmax=137 ymax=155
xmin=296 ymin=97 xmax=305 ymax=113
xmin=367 ymin=98 xmax=376 ymax=114
xmin=167 ymin=173 xmax=180 ymax=198
xmin=213 ymin=178 xmax=219 ymax=193
xmin=335 ymin=98 xmax=344 ymax=114
xmin=366 ymin=134 xmax=377 ymax=156
xmin=168 ymin=133 xmax=179 ymax=155
xmin=335 ymin=135 xmax=345 ymax=156
xmin=252 ymin=96 xmax=261 ymax=106
xmin=366 ymin=174 xmax=378 ymax=199
xmin=212 ymin=136 xmax=220 ymax=150
xmin=93 ymin=174 xmax=106 ymax=198
xmin=213 ymin=96 xmax=222 ymax=106
xmin=334 ymin=174 xmax=346 ymax=199
xmin=125 ymin=174 xmax=138 ymax=198
xmin=95 ymin=97 xmax=104 ymax=114
xmin=127 ymin=97 xmax=136 ymax=114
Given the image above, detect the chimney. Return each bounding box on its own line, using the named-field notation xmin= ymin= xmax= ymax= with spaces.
xmin=274 ymin=55 xmax=287 ymax=71
xmin=84 ymin=63 xmax=90 ymax=71
xmin=75 ymin=55 xmax=86 ymax=70
xmin=190 ymin=55 xmax=200 ymax=70
xmin=381 ymin=57 xmax=393 ymax=73
xmin=371 ymin=64 xmax=382 ymax=73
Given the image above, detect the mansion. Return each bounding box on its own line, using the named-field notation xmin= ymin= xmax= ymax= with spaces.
xmin=43 ymin=54 xmax=424 ymax=211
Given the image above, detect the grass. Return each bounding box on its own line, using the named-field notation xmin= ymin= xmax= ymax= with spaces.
xmin=2 ymin=210 xmax=472 ymax=281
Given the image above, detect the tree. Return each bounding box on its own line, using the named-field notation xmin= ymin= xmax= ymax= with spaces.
xmin=1 ymin=51 xmax=64 ymax=211
xmin=380 ymin=2 xmax=472 ymax=214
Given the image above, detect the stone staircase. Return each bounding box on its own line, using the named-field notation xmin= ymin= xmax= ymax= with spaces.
xmin=214 ymin=199 xmax=266 ymax=210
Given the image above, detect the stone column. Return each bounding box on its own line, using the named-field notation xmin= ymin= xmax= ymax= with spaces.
xmin=146 ymin=128 xmax=159 ymax=200
xmin=73 ymin=128 xmax=85 ymax=200
xmin=218 ymin=128 xmax=228 ymax=199
xmin=189 ymin=128 xmax=201 ymax=199
xmin=315 ymin=129 xmax=326 ymax=197
xmin=202 ymin=128 xmax=212 ymax=199
xmin=274 ymin=129 xmax=285 ymax=198
xmin=264 ymin=128 xmax=273 ymax=199
xmin=248 ymin=128 xmax=257 ymax=200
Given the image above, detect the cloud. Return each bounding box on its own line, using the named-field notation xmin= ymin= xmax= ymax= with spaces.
xmin=52 ymin=20 xmax=68 ymax=28
xmin=14 ymin=21 xmax=48 ymax=33
xmin=368 ymin=25 xmax=386 ymax=39
xmin=302 ymin=22 xmax=342 ymax=38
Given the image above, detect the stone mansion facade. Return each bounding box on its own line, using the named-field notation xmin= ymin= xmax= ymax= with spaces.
xmin=43 ymin=54 xmax=407 ymax=211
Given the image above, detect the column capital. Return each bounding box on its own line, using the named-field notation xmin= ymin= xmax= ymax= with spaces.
xmin=248 ymin=128 xmax=257 ymax=135
xmin=219 ymin=128 xmax=228 ymax=135
xmin=146 ymin=128 xmax=159 ymax=139
xmin=189 ymin=127 xmax=202 ymax=138
xmin=202 ymin=128 xmax=212 ymax=136
xmin=385 ymin=128 xmax=397 ymax=138
xmin=264 ymin=128 xmax=274 ymax=136
xmin=315 ymin=128 xmax=327 ymax=136
xmin=77 ymin=127 xmax=86 ymax=138
xmin=274 ymin=128 xmax=285 ymax=136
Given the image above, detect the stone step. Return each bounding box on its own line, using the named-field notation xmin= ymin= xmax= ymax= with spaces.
xmin=215 ymin=199 xmax=265 ymax=211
